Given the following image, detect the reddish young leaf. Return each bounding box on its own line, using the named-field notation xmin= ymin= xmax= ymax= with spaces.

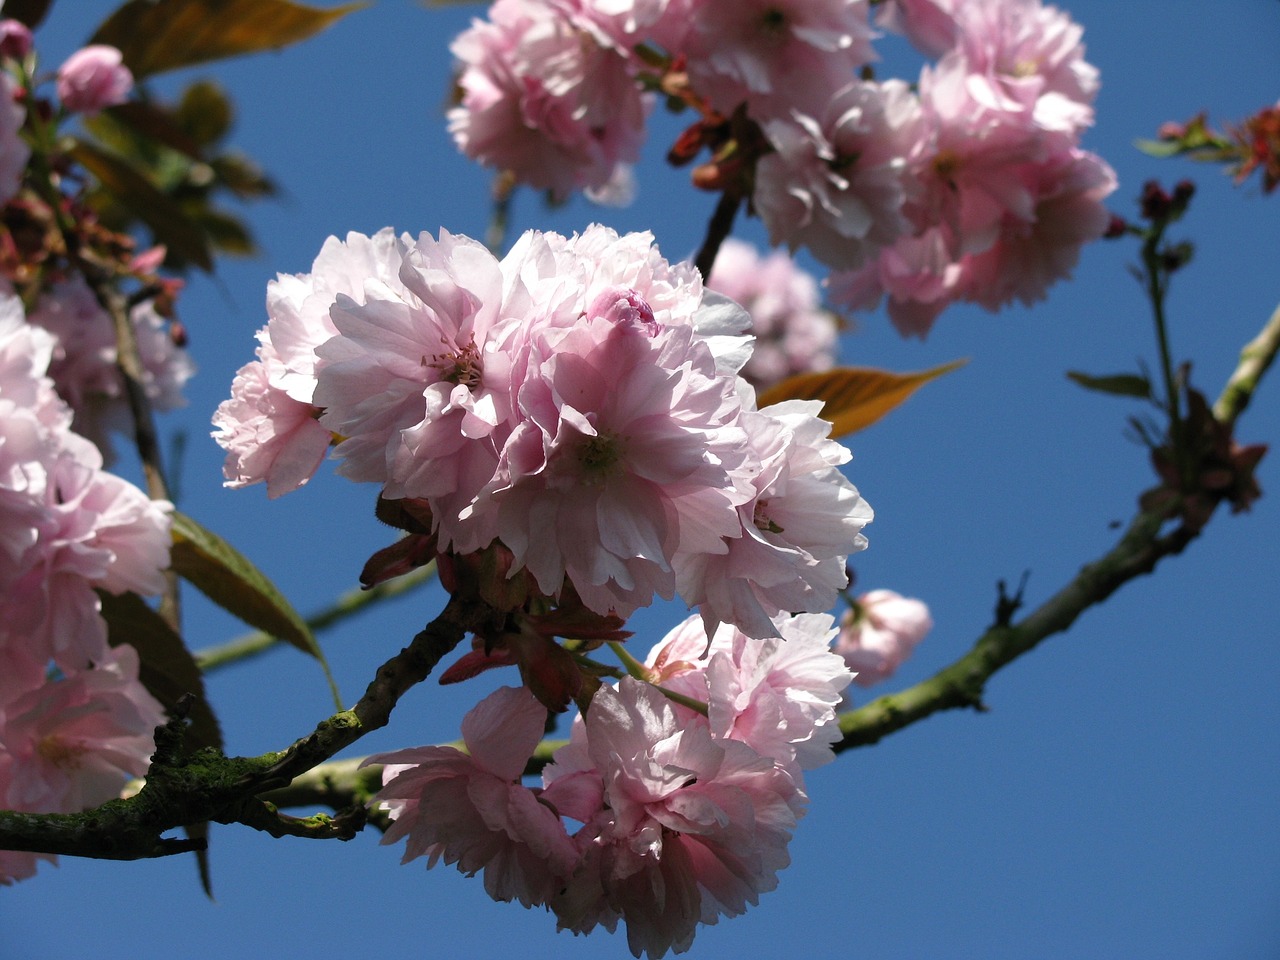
xmin=90 ymin=0 xmax=365 ymax=79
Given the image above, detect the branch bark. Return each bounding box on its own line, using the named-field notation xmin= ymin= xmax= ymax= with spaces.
xmin=0 ymin=594 xmax=495 ymax=860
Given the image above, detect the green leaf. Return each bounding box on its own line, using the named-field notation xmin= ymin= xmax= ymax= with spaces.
xmin=169 ymin=511 xmax=323 ymax=662
xmin=176 ymin=80 xmax=234 ymax=148
xmin=1134 ymin=138 xmax=1185 ymax=159
xmin=757 ymin=359 xmax=967 ymax=438
xmin=210 ymin=154 xmax=276 ymax=200
xmin=98 ymin=590 xmax=223 ymax=754
xmin=1066 ymin=371 xmax=1154 ymax=399
xmin=197 ymin=209 xmax=258 ymax=256
xmin=103 ymin=102 xmax=206 ymax=160
xmin=90 ymin=0 xmax=366 ymax=79
xmin=68 ymin=139 xmax=214 ymax=271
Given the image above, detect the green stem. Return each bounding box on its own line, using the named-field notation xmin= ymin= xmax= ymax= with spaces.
xmin=1141 ymin=228 xmax=1190 ymax=486
xmin=1213 ymin=299 xmax=1280 ymax=427
xmin=608 ymin=641 xmax=709 ymax=716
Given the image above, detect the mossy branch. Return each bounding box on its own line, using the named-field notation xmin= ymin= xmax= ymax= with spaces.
xmin=0 ymin=594 xmax=494 ymax=860
xmin=835 ymin=299 xmax=1278 ymax=751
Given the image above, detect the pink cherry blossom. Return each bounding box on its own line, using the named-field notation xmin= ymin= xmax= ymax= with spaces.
xmin=705 ymin=239 xmax=837 ymax=391
xmin=366 ymin=685 xmax=580 ymax=907
xmin=265 ymin=228 xmax=409 ymax=406
xmin=0 ymin=644 xmax=164 ymax=814
xmin=958 ymin=147 xmax=1117 ymax=311
xmin=875 ymin=0 xmax=958 ymax=57
xmin=827 ymin=224 xmax=965 ymax=338
xmin=951 ymin=0 xmax=1098 ymax=141
xmin=211 ymin=340 xmax=333 ymax=498
xmin=675 ymin=399 xmax=872 ymax=639
xmin=313 ymin=229 xmax=520 ymax=541
xmin=835 ymin=588 xmax=933 ymax=686
xmin=56 ymin=45 xmax=133 ymax=115
xmin=680 ymin=0 xmax=876 ymax=116
xmin=485 ymin=302 xmax=744 ymax=617
xmin=755 ymin=79 xmax=925 ymax=271
xmin=647 ymin=612 xmax=852 ymax=773
xmin=0 ymin=294 xmax=172 ymax=670
xmin=27 ymin=277 xmax=194 ymax=460
xmin=546 ymin=678 xmax=801 ymax=957
xmin=448 ymin=0 xmax=648 ymax=202
xmin=212 ymin=229 xmax=409 ymax=496
xmin=828 ymin=7 xmax=1111 ymax=338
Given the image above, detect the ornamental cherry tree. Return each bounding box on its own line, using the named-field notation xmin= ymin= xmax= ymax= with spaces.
xmin=1 ymin=0 xmax=1277 ymax=956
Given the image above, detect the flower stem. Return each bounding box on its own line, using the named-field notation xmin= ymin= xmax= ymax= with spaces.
xmin=608 ymin=641 xmax=709 ymax=716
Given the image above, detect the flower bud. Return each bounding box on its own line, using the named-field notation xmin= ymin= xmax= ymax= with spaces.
xmin=56 ymin=45 xmax=133 ymax=115
xmin=0 ymin=19 xmax=33 ymax=60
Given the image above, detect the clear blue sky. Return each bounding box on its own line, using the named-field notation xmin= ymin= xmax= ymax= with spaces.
xmin=3 ymin=2 xmax=1278 ymax=958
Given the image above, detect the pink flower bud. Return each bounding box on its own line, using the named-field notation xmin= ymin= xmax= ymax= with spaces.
xmin=56 ymin=45 xmax=133 ymax=115
xmin=0 ymin=19 xmax=33 ymax=60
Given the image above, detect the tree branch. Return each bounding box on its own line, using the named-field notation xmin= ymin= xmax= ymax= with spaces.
xmin=1214 ymin=299 xmax=1280 ymax=428
xmin=834 ymin=510 xmax=1195 ymax=750
xmin=693 ymin=191 xmax=741 ymax=280
xmin=0 ymin=594 xmax=494 ymax=860
xmin=836 ymin=295 xmax=1280 ymax=751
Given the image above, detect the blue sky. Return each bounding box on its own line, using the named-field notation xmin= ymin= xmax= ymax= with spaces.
xmin=2 ymin=2 xmax=1278 ymax=958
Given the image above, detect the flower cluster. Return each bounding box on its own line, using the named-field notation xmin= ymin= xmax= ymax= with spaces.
xmin=368 ymin=612 xmax=852 ymax=957
xmin=446 ymin=0 xmax=1115 ymax=336
xmin=705 ymin=238 xmax=837 ymax=391
xmin=0 ymin=293 xmax=171 ymax=885
xmin=25 ymin=276 xmax=195 ymax=460
xmin=215 ymin=225 xmax=872 ymax=637
xmin=830 ymin=0 xmax=1116 ymax=336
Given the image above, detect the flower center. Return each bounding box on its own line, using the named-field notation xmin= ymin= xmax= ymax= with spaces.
xmin=38 ymin=735 xmax=86 ymax=771
xmin=429 ymin=338 xmax=483 ymax=388
xmin=933 ymin=149 xmax=961 ymax=186
xmin=753 ymin=499 xmax=785 ymax=534
xmin=578 ymin=431 xmax=623 ymax=482
xmin=760 ymin=7 xmax=788 ymax=35
xmin=1011 ymin=58 xmax=1039 ymax=79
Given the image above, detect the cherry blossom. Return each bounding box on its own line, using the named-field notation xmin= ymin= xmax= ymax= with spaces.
xmin=28 ymin=277 xmax=194 ymax=460
xmin=647 ymin=611 xmax=853 ymax=773
xmin=55 ymin=45 xmax=133 ymax=115
xmin=875 ymin=0 xmax=958 ymax=57
xmin=675 ymin=399 xmax=871 ymax=639
xmin=212 ymin=229 xmax=408 ymax=496
xmin=367 ymin=686 xmax=580 ymax=907
xmin=705 ymin=239 xmax=837 ymax=390
xmin=835 ymin=588 xmax=933 ymax=686
xmin=754 ymin=79 xmax=924 ymax=271
xmin=0 ymin=645 xmax=164 ymax=813
xmin=678 ymin=0 xmax=876 ymax=116
xmin=545 ymin=678 xmax=801 ymax=957
xmin=212 ymin=339 xmax=332 ymax=498
xmin=448 ymin=0 xmax=648 ymax=201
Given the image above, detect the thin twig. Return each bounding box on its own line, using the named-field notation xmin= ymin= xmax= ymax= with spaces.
xmin=693 ymin=191 xmax=741 ymax=280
